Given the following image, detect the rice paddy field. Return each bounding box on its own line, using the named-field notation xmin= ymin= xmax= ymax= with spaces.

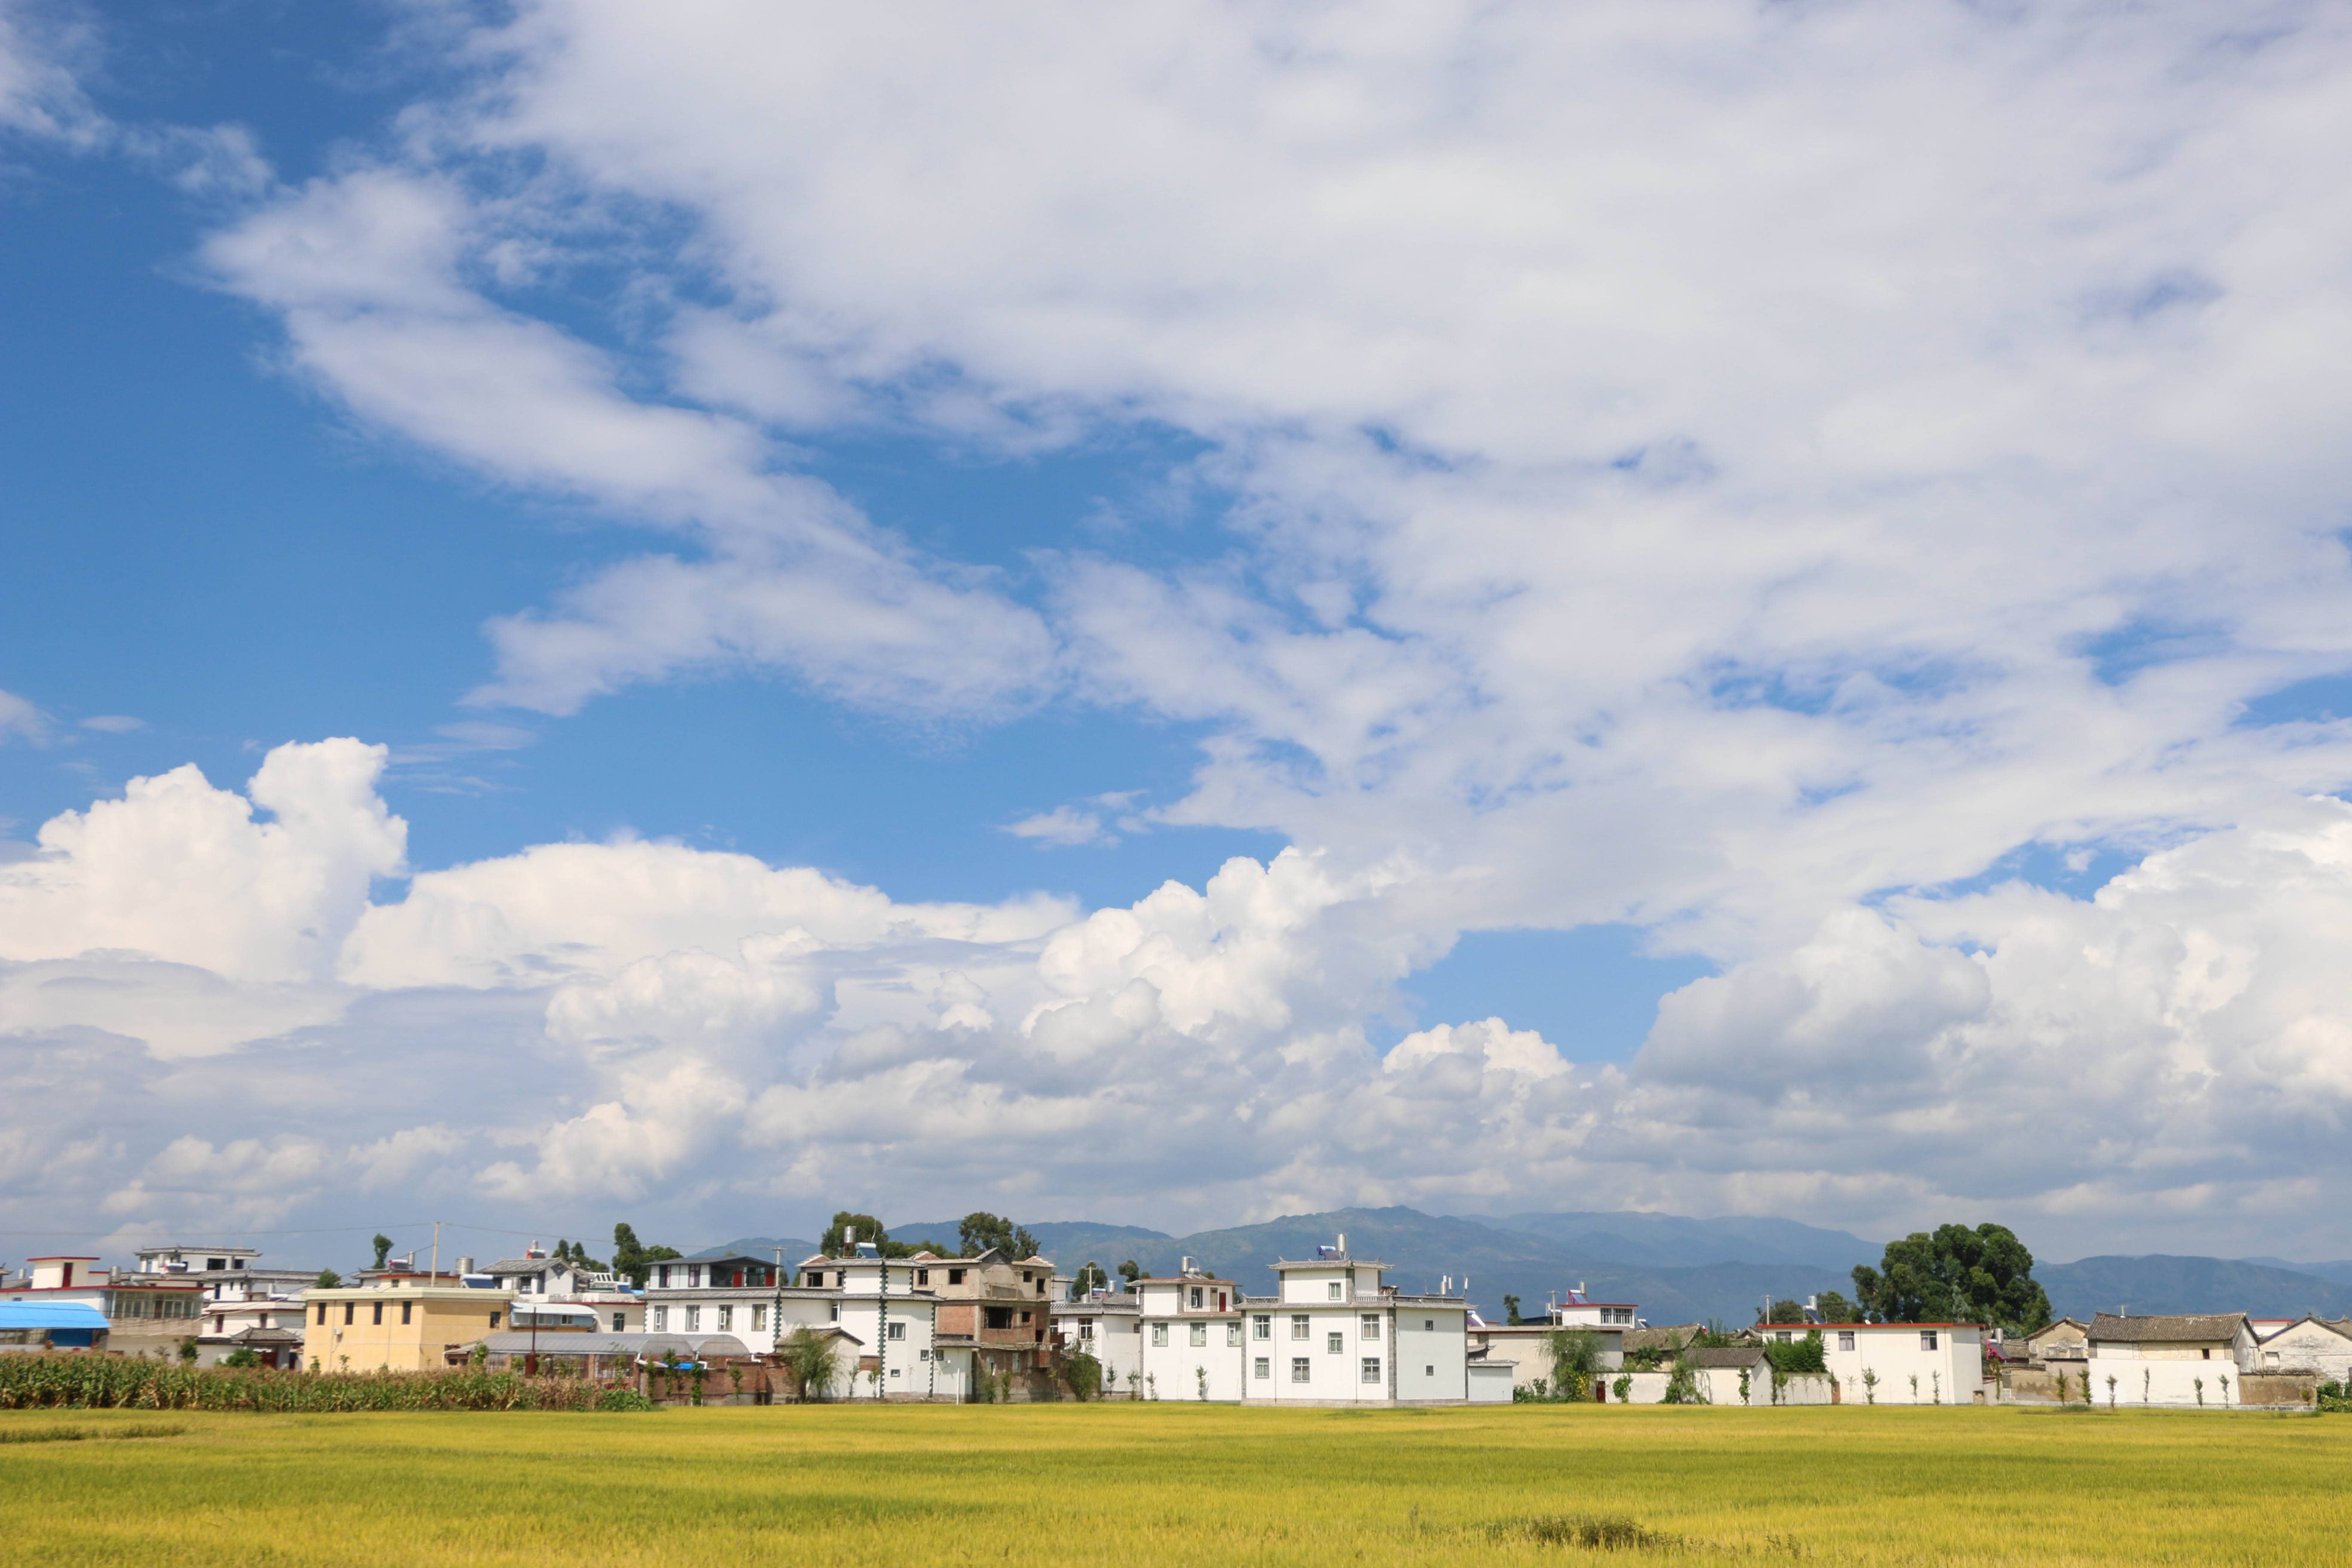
xmin=3 ymin=1402 xmax=2347 ymax=1566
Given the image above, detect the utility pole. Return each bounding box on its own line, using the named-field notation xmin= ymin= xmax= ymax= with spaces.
xmin=429 ymin=1221 xmax=440 ymax=1283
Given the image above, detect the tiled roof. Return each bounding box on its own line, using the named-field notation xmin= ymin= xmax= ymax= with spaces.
xmin=2089 ymin=1312 xmax=2246 ymax=1343
xmin=1681 ymin=1347 xmax=1768 ymax=1369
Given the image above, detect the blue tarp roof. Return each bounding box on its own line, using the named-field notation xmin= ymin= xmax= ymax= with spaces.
xmin=0 ymin=1301 xmax=111 ymax=1331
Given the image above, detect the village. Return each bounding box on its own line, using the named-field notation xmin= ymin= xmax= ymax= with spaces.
xmin=5 ymin=1232 xmax=2345 ymax=1412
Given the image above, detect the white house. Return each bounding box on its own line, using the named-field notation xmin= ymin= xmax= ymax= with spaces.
xmin=473 ymin=1245 xmax=644 ymax=1333
xmin=1052 ymin=1289 xmax=1142 ymax=1394
xmin=1764 ymin=1321 xmax=1985 ymax=1405
xmin=1241 ymin=1236 xmax=1472 ymax=1405
xmin=1552 ymin=1285 xmax=1640 ymax=1329
xmin=1467 ymin=1292 xmax=1631 ymax=1394
xmin=2253 ymin=1316 xmax=2352 ymax=1382
xmin=828 ymin=1243 xmax=971 ymax=1401
xmin=1137 ymin=1264 xmax=1248 ymax=1401
xmin=2085 ymin=1313 xmax=2257 ymax=1406
xmin=1 ymin=1256 xmax=205 ymax=1357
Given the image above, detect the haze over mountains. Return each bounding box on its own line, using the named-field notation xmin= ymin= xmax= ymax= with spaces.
xmin=697 ymin=1208 xmax=2352 ymax=1327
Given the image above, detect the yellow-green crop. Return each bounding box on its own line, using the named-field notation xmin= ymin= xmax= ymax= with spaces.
xmin=3 ymin=1402 xmax=2349 ymax=1565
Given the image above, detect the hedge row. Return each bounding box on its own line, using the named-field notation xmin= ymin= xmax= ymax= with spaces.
xmin=0 ymin=1357 xmax=655 ymax=1412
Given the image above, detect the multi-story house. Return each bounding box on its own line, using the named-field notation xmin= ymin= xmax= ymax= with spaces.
xmin=300 ymin=1270 xmax=514 ymax=1372
xmin=0 ymin=1256 xmax=205 ymax=1357
xmin=1051 ymin=1289 xmax=1142 ymax=1393
xmin=644 ymin=1251 xmax=835 ymax=1356
xmin=826 ymin=1242 xmax=969 ymax=1401
xmin=1466 ymin=1290 xmax=1631 ymax=1393
xmin=1243 ymin=1238 xmax=1473 ymax=1404
xmin=129 ymin=1244 xmax=318 ymax=1303
xmin=1136 ymin=1262 xmax=1247 ymax=1400
xmin=466 ymin=1245 xmax=643 ymax=1334
xmin=802 ymin=1246 xmax=1056 ymax=1386
xmin=1763 ymin=1320 xmax=1987 ymax=1404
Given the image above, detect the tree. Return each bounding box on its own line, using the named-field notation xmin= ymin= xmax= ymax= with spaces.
xmin=315 ymin=1268 xmax=342 ymax=1289
xmin=1764 ymin=1331 xmax=1827 ymax=1375
xmin=371 ymin=1234 xmax=394 ymax=1270
xmin=1767 ymin=1298 xmax=1808 ymax=1325
xmin=1816 ymin=1290 xmax=1857 ymax=1324
xmin=1503 ymin=1294 xmax=1524 ymax=1326
xmin=1117 ymin=1259 xmax=1142 ymax=1286
xmin=958 ymin=1212 xmax=1038 ymax=1260
xmin=821 ymin=1212 xmax=891 ymax=1256
xmin=1850 ymin=1222 xmax=2052 ymax=1332
xmin=1071 ymin=1262 xmax=1110 ymax=1298
xmin=777 ymin=1326 xmax=839 ymax=1403
xmin=611 ymin=1223 xmax=682 ymax=1287
xmin=1547 ymin=1328 xmax=1602 ymax=1400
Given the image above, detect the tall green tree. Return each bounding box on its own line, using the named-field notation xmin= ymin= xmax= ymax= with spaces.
xmin=611 ymin=1222 xmax=682 ymax=1287
xmin=821 ymin=1212 xmax=891 ymax=1256
xmin=1816 ymin=1289 xmax=1857 ymax=1324
xmin=1071 ymin=1262 xmax=1110 ymax=1297
xmin=1850 ymin=1222 xmax=2051 ymax=1332
xmin=957 ymin=1212 xmax=1040 ymax=1260
xmin=1767 ymin=1298 xmax=1808 ymax=1324
xmin=1117 ymin=1259 xmax=1142 ymax=1286
xmin=371 ymin=1234 xmax=393 ymax=1270
xmin=1503 ymin=1294 xmax=1524 ymax=1326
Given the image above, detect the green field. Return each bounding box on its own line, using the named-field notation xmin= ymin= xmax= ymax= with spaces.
xmin=3 ymin=1403 xmax=2346 ymax=1565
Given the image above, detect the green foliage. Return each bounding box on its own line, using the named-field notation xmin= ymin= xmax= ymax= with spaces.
xmin=0 ymin=1357 xmax=657 ymax=1412
xmin=314 ymin=1269 xmax=342 ymax=1289
xmin=1060 ymin=1351 xmax=1102 ymax=1400
xmin=1070 ymin=1262 xmax=1109 ymax=1297
xmin=956 ymin=1213 xmax=1040 ymax=1261
xmin=1764 ymin=1332 xmax=1827 ymax=1375
xmin=1660 ymin=1358 xmax=1703 ymax=1405
xmin=611 ymin=1223 xmax=683 ymax=1287
xmin=1766 ymin=1298 xmax=1808 ymax=1324
xmin=220 ymin=1348 xmax=259 ymax=1370
xmin=1502 ymin=1294 xmax=1523 ymax=1326
xmin=776 ymin=1326 xmax=838 ymax=1403
xmin=552 ymin=1239 xmax=610 ymax=1272
xmin=596 ymin=1387 xmax=656 ymax=1412
xmin=1816 ymin=1290 xmax=1857 ymax=1324
xmin=1117 ymin=1260 xmax=1142 ymax=1285
xmin=1489 ymin=1516 xmax=1679 ymax=1551
xmin=1611 ymin=1374 xmax=1632 ymax=1403
xmin=371 ymin=1234 xmax=394 ymax=1270
xmin=1851 ymin=1222 xmax=2052 ymax=1332
xmin=176 ymin=1338 xmax=199 ymax=1364
xmin=1545 ymin=1328 xmax=1602 ymax=1400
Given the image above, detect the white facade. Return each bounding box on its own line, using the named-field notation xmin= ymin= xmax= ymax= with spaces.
xmin=1241 ymin=1243 xmax=1470 ymax=1405
xmin=1053 ymin=1293 xmax=1142 ymax=1393
xmin=1137 ymin=1271 xmax=1248 ymax=1401
xmin=1467 ymin=1320 xmax=1627 ymax=1393
xmin=1768 ymin=1323 xmax=1985 ymax=1405
xmin=646 ymin=1289 xmax=835 ymax=1355
xmin=832 ymin=1250 xmax=969 ymax=1401
xmin=2254 ymin=1317 xmax=2352 ymax=1382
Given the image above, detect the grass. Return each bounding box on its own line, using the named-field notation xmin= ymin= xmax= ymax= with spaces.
xmin=2 ymin=1403 xmax=2349 ymax=1565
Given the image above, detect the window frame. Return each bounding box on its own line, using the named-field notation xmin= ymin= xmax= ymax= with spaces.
xmin=1290 ymin=1357 xmax=1311 ymax=1384
xmin=1360 ymin=1357 xmax=1382 ymax=1384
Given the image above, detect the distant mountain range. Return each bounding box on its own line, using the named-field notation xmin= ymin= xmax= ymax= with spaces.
xmin=2040 ymin=1256 xmax=2352 ymax=1321
xmin=688 ymin=1212 xmax=2352 ymax=1329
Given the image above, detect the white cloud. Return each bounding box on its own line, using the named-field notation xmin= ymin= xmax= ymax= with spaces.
xmin=1003 ymin=805 xmax=1108 ymax=848
xmin=77 ymin=715 xmax=144 ymax=734
xmin=0 ymin=689 xmax=48 ymax=746
xmin=0 ymin=0 xmax=99 ymax=145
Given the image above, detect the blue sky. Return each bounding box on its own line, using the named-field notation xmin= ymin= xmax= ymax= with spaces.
xmin=5 ymin=0 xmax=2352 ymax=1264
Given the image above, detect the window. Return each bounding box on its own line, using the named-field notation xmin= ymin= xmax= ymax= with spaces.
xmin=317 ymin=1304 xmax=328 ymax=1326
xmin=1425 ymin=1365 xmax=1434 ymax=1376
xmin=1254 ymin=1315 xmax=1271 ymax=1340
xmin=1920 ymin=1330 xmax=1938 ymax=1351
xmin=656 ymin=1265 xmax=671 ymax=1288
xmin=917 ymin=1270 xmax=930 ymax=1286
xmin=1327 ymin=1332 xmax=1344 ymax=1355
xmin=1361 ymin=1314 xmax=1381 ymax=1340
xmin=1038 ymin=1279 xmax=1048 ymax=1295
xmin=1190 ymin=1323 xmax=1207 ymax=1347
xmin=1078 ymin=1320 xmax=1095 ymax=1340
xmin=1227 ymin=1322 xmax=1243 ymax=1347
xmin=717 ymin=1306 xmax=733 ymax=1332
xmin=1838 ymin=1332 xmax=1856 ymax=1352
xmin=489 ymin=1311 xmax=501 ymax=1329
xmin=1291 ymin=1315 xmax=1311 ymax=1340
xmin=1424 ymin=1320 xmax=1434 ymax=1332
xmin=1152 ymin=1323 xmax=1169 ymax=1346
xmin=1775 ymin=1331 xmax=1792 ymax=1343
xmin=652 ymin=1306 xmax=668 ymax=1332
xmin=1190 ymin=1286 xmax=1204 ymax=1309
xmin=1361 ymin=1357 xmax=1382 ymax=1384
xmin=1291 ymin=1357 xmax=1311 ymax=1383
xmin=751 ymin=1306 xmax=766 ymax=1333
xmin=613 ymin=1313 xmax=628 ymax=1332
xmin=214 ymin=1314 xmax=226 ymax=1333
xmin=685 ymin=1306 xmax=702 ymax=1332
xmin=1327 ymin=1282 xmax=1344 ymax=1301
xmin=1020 ymin=1311 xmax=1031 ymax=1325
xmin=1254 ymin=1357 xmax=1271 ymax=1380
xmin=400 ymin=1302 xmax=412 ymax=1325
xmin=948 ymin=1269 xmax=966 ymax=1285
xmin=887 ymin=1322 xmax=906 ymax=1341
xmin=986 ymin=1306 xmax=1013 ymax=1330
xmin=688 ymin=1266 xmax=704 ymax=1287
xmin=919 ymin=1348 xmax=930 ymax=1361
xmin=371 ymin=1302 xmax=383 ymax=1326
xmin=1021 ymin=1272 xmax=1032 ymax=1283
xmin=2202 ymin=1348 xmax=2212 ymax=1360
xmin=206 ymin=1257 xmax=226 ymax=1271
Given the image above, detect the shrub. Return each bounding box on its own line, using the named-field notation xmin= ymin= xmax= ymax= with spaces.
xmin=1060 ymin=1351 xmax=1102 ymax=1401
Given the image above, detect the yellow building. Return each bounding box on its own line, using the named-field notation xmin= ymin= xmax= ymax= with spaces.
xmin=300 ymin=1275 xmax=516 ymax=1372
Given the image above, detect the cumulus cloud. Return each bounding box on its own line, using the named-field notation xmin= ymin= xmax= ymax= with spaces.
xmin=0 ymin=688 xmax=48 ymax=745
xmin=0 ymin=0 xmax=99 ymax=145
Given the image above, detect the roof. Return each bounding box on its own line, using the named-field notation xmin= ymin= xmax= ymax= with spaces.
xmin=1623 ymin=1324 xmax=1704 ymax=1353
xmin=0 ymin=1301 xmax=110 ymax=1331
xmin=1681 ymin=1347 xmax=1769 ymax=1369
xmin=2258 ymin=1316 xmax=2352 ymax=1345
xmin=2026 ymin=1318 xmax=2089 ymax=1339
xmin=1756 ymin=1321 xmax=1980 ymax=1332
xmin=481 ymin=1257 xmax=589 ymax=1275
xmin=1270 ymin=1257 xmax=1387 ymax=1270
xmin=2089 ymin=1313 xmax=2248 ymax=1344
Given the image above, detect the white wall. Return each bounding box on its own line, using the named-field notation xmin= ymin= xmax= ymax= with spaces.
xmin=2254 ymin=1324 xmax=2352 ymax=1383
xmin=2083 ymin=1351 xmax=2250 ymax=1408
xmin=1807 ymin=1326 xmax=1982 ymax=1406
xmin=1139 ymin=1314 xmax=1246 ymax=1400
xmin=1468 ymin=1363 xmax=1515 ymax=1403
